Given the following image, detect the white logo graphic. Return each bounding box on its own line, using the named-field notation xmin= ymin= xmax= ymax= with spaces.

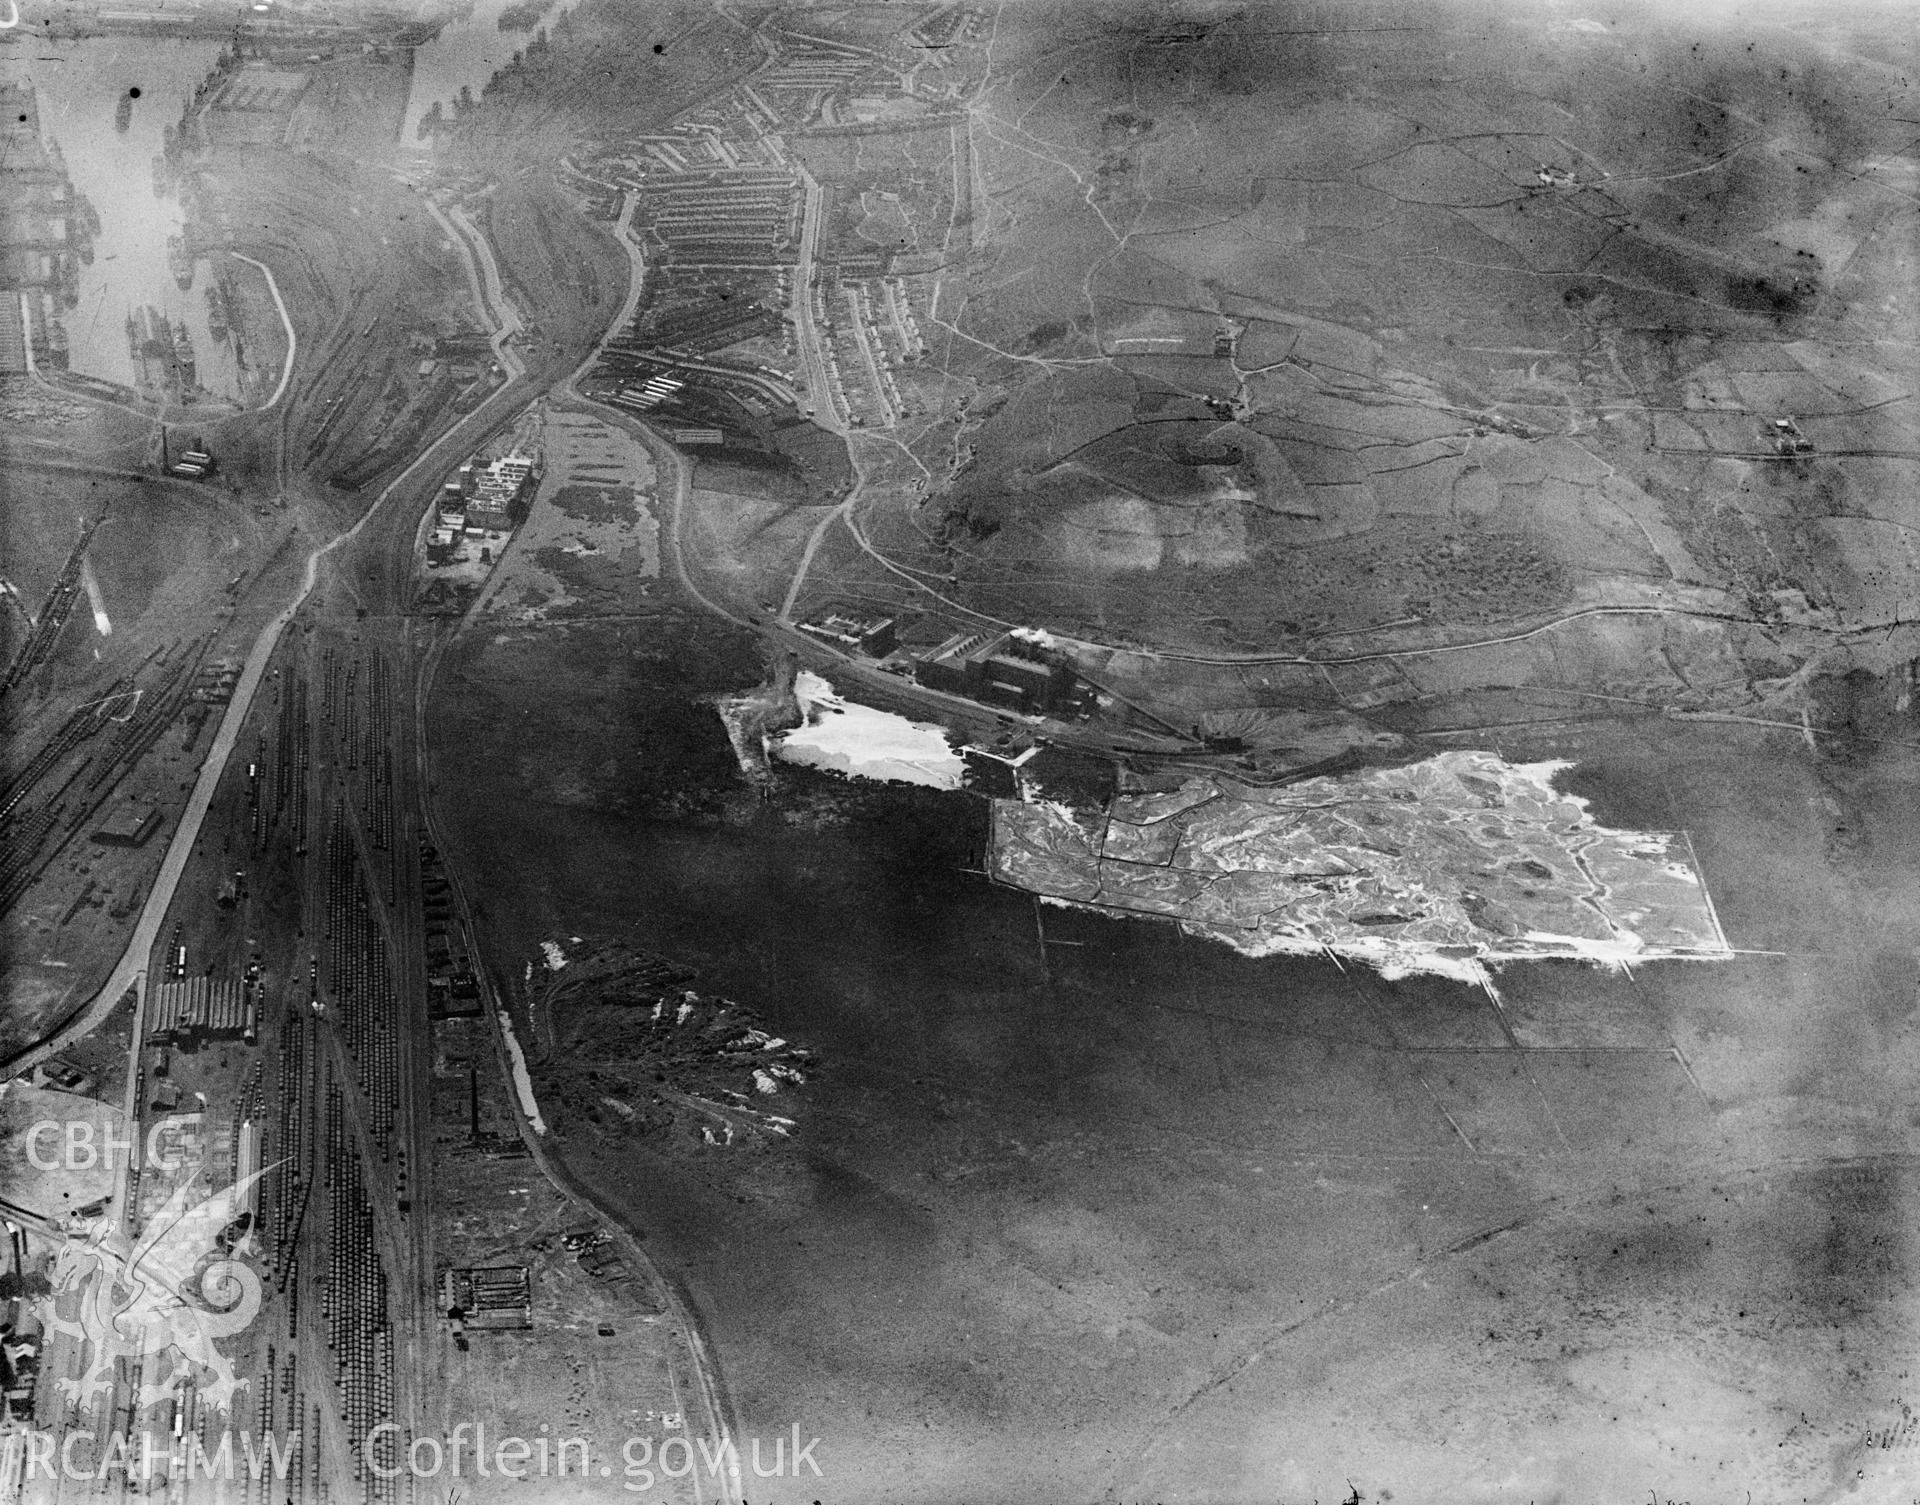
xmin=38 ymin=1167 xmax=270 ymax=1414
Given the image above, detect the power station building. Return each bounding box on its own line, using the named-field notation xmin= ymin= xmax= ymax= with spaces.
xmin=797 ymin=607 xmax=898 ymax=657
xmin=913 ymin=627 xmax=1083 ymax=716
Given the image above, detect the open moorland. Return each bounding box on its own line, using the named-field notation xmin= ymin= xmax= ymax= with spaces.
xmin=760 ymin=0 xmax=1920 ymax=729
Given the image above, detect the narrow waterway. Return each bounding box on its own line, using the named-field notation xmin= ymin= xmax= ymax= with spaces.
xmin=398 ymin=0 xmax=573 ymax=147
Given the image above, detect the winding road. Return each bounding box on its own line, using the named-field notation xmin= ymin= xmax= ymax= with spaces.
xmin=229 ymin=252 xmax=299 ymax=409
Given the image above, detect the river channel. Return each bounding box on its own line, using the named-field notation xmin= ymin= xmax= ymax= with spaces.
xmin=398 ymin=0 xmax=574 ymax=145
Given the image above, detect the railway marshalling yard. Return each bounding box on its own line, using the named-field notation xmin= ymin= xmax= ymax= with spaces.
xmin=4 ymin=2 xmax=1920 ymax=1503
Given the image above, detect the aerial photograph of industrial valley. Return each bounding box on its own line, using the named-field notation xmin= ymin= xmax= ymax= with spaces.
xmin=2 ymin=0 xmax=1919 ymax=1500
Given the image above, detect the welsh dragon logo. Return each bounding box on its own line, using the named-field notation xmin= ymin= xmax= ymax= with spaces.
xmin=37 ymin=1167 xmax=270 ymax=1415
